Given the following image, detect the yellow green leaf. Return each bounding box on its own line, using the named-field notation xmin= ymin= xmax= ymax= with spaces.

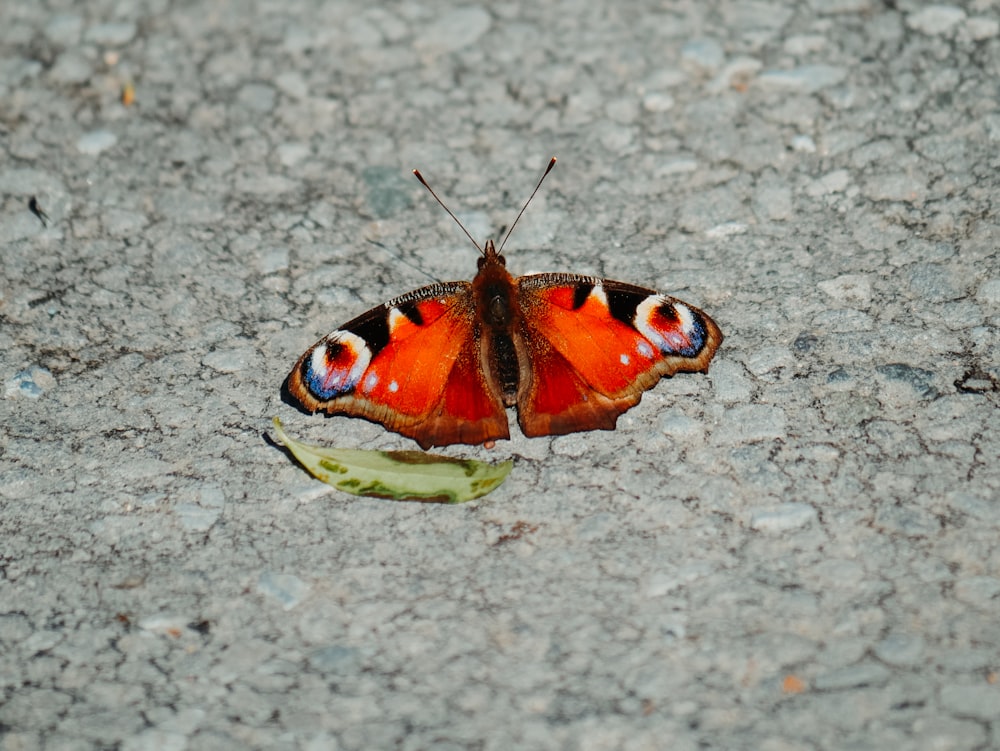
xmin=271 ymin=418 xmax=512 ymax=503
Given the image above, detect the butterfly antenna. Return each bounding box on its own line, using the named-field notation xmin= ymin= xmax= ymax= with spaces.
xmin=365 ymin=239 xmax=441 ymax=284
xmin=498 ymin=156 xmax=556 ymax=253
xmin=412 ymin=169 xmax=484 ymax=255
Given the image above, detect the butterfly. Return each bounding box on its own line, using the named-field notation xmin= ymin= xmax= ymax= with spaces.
xmin=285 ymin=159 xmax=723 ymax=449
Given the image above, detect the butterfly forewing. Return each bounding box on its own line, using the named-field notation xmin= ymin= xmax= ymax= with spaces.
xmin=287 ymin=282 xmax=510 ymax=448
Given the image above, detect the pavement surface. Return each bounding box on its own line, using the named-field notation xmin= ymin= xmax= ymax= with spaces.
xmin=2 ymin=0 xmax=1000 ymax=749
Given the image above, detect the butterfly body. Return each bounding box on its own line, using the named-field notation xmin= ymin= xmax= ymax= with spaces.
xmin=287 ymin=239 xmax=722 ymax=449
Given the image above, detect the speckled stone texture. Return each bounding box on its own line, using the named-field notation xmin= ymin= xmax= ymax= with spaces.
xmin=2 ymin=1 xmax=999 ymax=749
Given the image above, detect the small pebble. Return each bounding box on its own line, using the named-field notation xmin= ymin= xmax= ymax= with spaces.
xmin=85 ymin=21 xmax=137 ymax=45
xmin=908 ymin=263 xmax=962 ymax=303
xmin=953 ymin=576 xmax=1000 ymax=607
xmin=791 ymin=134 xmax=817 ymax=152
xmin=45 ymin=14 xmax=84 ymax=45
xmin=809 ymin=0 xmax=873 ymax=11
xmin=947 ymin=492 xmax=996 ymax=522
xmin=5 ymin=366 xmax=56 ymax=399
xmin=50 ymin=52 xmax=92 ymax=85
xmin=755 ymin=184 xmax=793 ymax=221
xmin=783 ymin=34 xmax=827 ymax=55
xmin=275 ymin=71 xmax=309 ymax=99
xmin=202 ymin=346 xmax=257 ymax=374
xmin=550 ymin=433 xmax=589 ymax=457
xmin=875 ymin=363 xmax=937 ymax=399
xmin=655 ymin=157 xmax=698 ymax=176
xmin=681 ymin=38 xmax=725 ymax=75
xmin=939 ymin=683 xmax=1000 ymax=721
xmin=743 ymin=346 xmax=795 ymax=376
xmin=911 ymin=718 xmax=987 ymax=750
xmin=309 ymin=645 xmax=362 ymax=673
xmin=710 ymin=360 xmax=753 ymax=403
xmin=862 ymin=172 xmax=927 ymax=204
xmin=138 ymin=615 xmax=194 ymax=637
xmin=642 ymin=92 xmax=674 ymax=113
xmin=817 ymin=274 xmax=872 ymax=307
xmin=415 ymin=7 xmax=490 ymax=54
xmin=658 ymin=409 xmax=703 ymax=440
xmin=234 ymin=173 xmax=298 ymax=197
xmin=750 ymin=503 xmax=817 ymax=532
xmin=805 ymin=169 xmax=850 ymax=197
xmin=906 ymin=5 xmax=966 ymax=35
xmin=976 ymin=279 xmax=1000 ymax=305
xmin=964 ymin=16 xmax=999 ymax=41
xmin=237 ymin=83 xmax=276 ymax=113
xmin=576 ymin=512 xmax=615 ymax=541
xmin=645 ymin=564 xmax=715 ymax=597
xmin=758 ymin=65 xmax=847 ymax=94
xmin=257 ymin=247 xmax=290 ymax=274
xmin=173 ymin=504 xmax=218 ymax=532
xmin=174 ymin=485 xmax=225 ymax=532
xmin=708 ymin=56 xmax=762 ymax=92
xmin=873 ymin=633 xmax=925 ymax=667
xmin=706 ymin=222 xmax=748 ymax=238
xmin=717 ymin=404 xmax=788 ymax=443
xmin=122 ymin=729 xmax=188 ymax=751
xmin=276 ymin=143 xmax=311 ymax=167
xmin=257 ymin=571 xmax=310 ymax=610
xmin=813 ymin=663 xmax=890 ymax=690
xmin=77 ymin=130 xmax=117 ymax=155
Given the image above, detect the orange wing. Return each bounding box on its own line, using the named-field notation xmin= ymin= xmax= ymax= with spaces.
xmin=286 ymin=282 xmax=509 ymax=449
xmin=514 ymin=275 xmax=722 ymax=438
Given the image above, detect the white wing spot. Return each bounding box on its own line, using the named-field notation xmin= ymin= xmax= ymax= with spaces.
xmin=675 ymin=303 xmax=695 ymax=333
xmin=637 ymin=340 xmax=654 ymax=359
xmin=363 ymin=372 xmax=379 ymax=392
xmin=389 ymin=380 xmax=399 ymax=393
xmin=589 ymin=284 xmax=608 ymax=308
xmin=387 ymin=307 xmax=407 ymax=332
xmin=620 ymin=353 xmax=630 ymax=365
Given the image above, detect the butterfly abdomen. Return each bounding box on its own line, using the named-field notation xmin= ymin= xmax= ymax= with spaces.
xmin=473 ymin=251 xmax=522 ymax=406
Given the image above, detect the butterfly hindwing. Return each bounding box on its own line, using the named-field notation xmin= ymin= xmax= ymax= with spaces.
xmin=514 ymin=274 xmax=722 ymax=437
xmin=286 ymin=282 xmax=509 ymax=449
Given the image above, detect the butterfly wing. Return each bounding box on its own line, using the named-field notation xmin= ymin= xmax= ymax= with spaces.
xmin=286 ymin=282 xmax=509 ymax=449
xmin=514 ymin=274 xmax=722 ymax=437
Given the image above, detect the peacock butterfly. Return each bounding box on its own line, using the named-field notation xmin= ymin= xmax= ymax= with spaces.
xmin=285 ymin=159 xmax=723 ymax=449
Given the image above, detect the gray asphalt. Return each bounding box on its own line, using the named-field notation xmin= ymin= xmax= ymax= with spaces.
xmin=2 ymin=1 xmax=999 ymax=749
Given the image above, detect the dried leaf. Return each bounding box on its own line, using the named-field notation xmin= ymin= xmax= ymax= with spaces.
xmin=272 ymin=418 xmax=512 ymax=503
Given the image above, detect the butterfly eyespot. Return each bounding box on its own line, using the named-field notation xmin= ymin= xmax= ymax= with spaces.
xmin=634 ymin=299 xmax=705 ymax=357
xmin=588 ymin=284 xmax=608 ymax=308
xmin=654 ymin=303 xmax=681 ymax=323
xmin=303 ymin=333 xmax=372 ymax=399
